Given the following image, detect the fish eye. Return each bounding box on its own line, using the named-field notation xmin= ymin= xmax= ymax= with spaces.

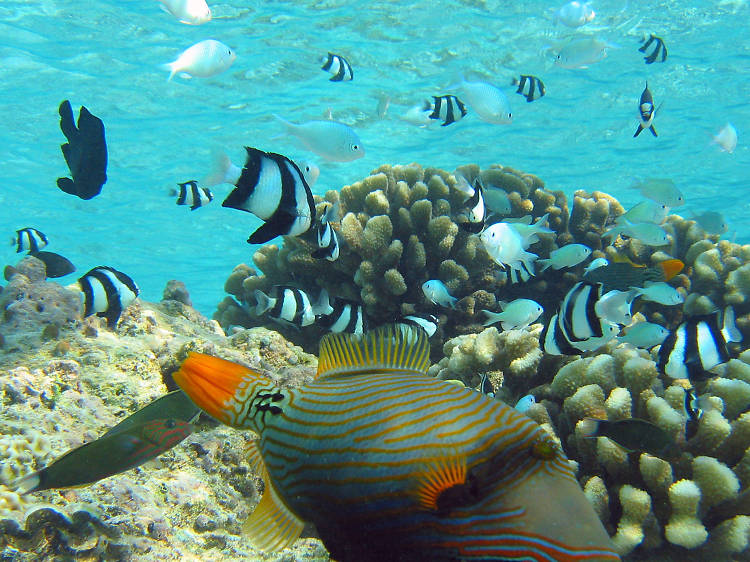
xmin=351 ymin=144 xmax=359 ymax=151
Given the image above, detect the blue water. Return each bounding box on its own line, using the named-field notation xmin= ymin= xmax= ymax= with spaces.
xmin=1 ymin=0 xmax=747 ymax=316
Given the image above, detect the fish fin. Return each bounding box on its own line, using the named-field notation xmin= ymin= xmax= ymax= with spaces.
xmin=722 ymin=306 xmax=742 ymax=343
xmin=658 ymin=258 xmax=684 ymax=281
xmin=579 ymin=418 xmax=601 ymax=439
xmin=633 ymin=124 xmax=644 ymax=137
xmin=254 ymin=289 xmax=272 ymax=316
xmin=172 ymin=353 xmax=272 ymax=428
xmin=247 ymin=220 xmax=284 ymax=244
xmin=11 ymin=470 xmax=42 ymax=495
xmin=56 ymin=177 xmax=78 ymax=196
xmin=649 ymin=125 xmax=658 ymax=137
xmin=316 ymin=324 xmax=430 ymax=379
xmin=160 ymin=62 xmax=177 ymax=82
xmin=243 ymin=440 xmax=305 ymax=551
xmin=414 ymin=450 xmax=468 ymax=512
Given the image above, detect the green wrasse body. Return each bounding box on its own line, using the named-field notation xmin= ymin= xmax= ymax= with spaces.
xmin=175 ymin=326 xmax=618 ymax=562
xmin=14 ymin=418 xmax=192 ymax=494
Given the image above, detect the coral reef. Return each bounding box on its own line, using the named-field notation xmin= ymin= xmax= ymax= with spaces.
xmin=213 ymin=162 xmax=573 ymax=350
xmin=0 ymin=276 xmax=325 ymax=561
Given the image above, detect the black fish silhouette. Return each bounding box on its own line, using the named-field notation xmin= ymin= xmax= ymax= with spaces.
xmin=34 ymin=251 xmax=76 ymax=278
xmin=57 ymin=100 xmax=108 ymax=200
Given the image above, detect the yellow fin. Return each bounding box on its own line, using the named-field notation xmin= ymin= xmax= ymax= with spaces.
xmin=243 ymin=441 xmax=304 ymax=552
xmin=316 ymin=324 xmax=430 ymax=379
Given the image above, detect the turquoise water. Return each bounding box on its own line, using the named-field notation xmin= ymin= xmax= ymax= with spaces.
xmin=1 ymin=0 xmax=747 ymax=316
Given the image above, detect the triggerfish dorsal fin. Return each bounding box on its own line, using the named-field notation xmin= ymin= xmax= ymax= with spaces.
xmin=243 ymin=440 xmax=305 ymax=551
xmin=316 ymin=324 xmax=430 ymax=379
xmin=658 ymin=258 xmax=684 ymax=281
xmin=173 ymin=353 xmax=285 ymax=432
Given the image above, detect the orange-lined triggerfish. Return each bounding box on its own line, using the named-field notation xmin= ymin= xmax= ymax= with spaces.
xmin=174 ymin=325 xmax=620 ymax=562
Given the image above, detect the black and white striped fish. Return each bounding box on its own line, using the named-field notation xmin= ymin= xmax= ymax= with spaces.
xmin=542 ymin=281 xmax=620 ymax=355
xmin=479 ymin=373 xmax=495 ymax=397
xmin=12 ymin=227 xmax=48 ymax=254
xmin=321 ymin=52 xmax=353 ymax=82
xmin=428 ymin=95 xmax=467 ymax=127
xmin=254 ymin=286 xmax=328 ymax=329
xmin=77 ymin=266 xmax=139 ymax=329
xmin=318 ymin=297 xmax=367 ymax=335
xmin=175 ymin=180 xmax=213 ymax=210
xmin=658 ymin=307 xmax=742 ymax=381
xmin=498 ymin=261 xmax=534 ymax=285
xmin=512 ymin=75 xmax=546 ymax=102
xmin=684 ymin=387 xmax=704 ymax=440
xmin=222 ymin=147 xmax=316 ymax=244
xmin=397 ymin=313 xmax=439 ymax=337
xmin=639 ymin=34 xmax=667 ymax=64
xmin=312 ymin=203 xmax=340 ymax=261
xmin=460 ymin=178 xmax=486 ymax=233
xmin=634 ymin=82 xmax=657 ymax=138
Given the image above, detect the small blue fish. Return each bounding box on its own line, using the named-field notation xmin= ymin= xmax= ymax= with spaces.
xmin=515 ymin=395 xmax=536 ymax=413
xmin=421 ymin=280 xmax=457 ymax=308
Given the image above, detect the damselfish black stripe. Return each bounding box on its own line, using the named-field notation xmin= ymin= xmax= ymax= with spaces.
xmin=291 ymin=288 xmax=306 ymax=324
xmin=222 ymin=147 xmax=262 ymax=209
xmin=81 ymin=268 xmax=122 ymax=327
xmin=321 ymin=53 xmax=334 ymax=71
xmin=702 ymin=313 xmax=730 ymax=368
xmin=682 ymin=320 xmax=703 ymax=380
xmin=585 ymin=282 xmax=604 ymax=338
xmin=429 ymin=96 xmax=442 ymax=121
xmin=190 ymin=183 xmax=202 ymax=207
xmin=333 ymin=59 xmax=346 ymax=81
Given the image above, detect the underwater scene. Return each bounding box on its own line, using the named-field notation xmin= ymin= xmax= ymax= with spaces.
xmin=1 ymin=0 xmax=749 ymax=560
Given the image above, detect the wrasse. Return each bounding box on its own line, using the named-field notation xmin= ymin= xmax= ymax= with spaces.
xmin=14 ymin=418 xmax=192 ymax=494
xmin=174 ymin=325 xmax=619 ymax=562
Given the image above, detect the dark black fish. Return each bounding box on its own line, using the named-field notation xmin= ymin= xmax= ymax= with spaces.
xmin=581 ymin=418 xmax=674 ymax=454
xmin=222 ymin=147 xmax=316 ymax=244
xmin=103 ymin=390 xmax=201 ymax=438
xmin=658 ymin=307 xmax=742 ymax=381
xmin=13 ymin=419 xmax=192 ymax=494
xmin=176 ymin=180 xmax=213 ymax=210
xmin=56 ymin=100 xmax=107 ymax=200
xmin=460 ymin=178 xmax=486 ymax=233
xmin=78 ymin=266 xmax=139 ymax=328
xmin=428 ymin=95 xmax=467 ymax=126
xmin=634 ymin=82 xmax=657 ymax=138
xmin=639 ymin=34 xmax=667 ymax=64
xmin=34 ymin=251 xmax=76 ymax=278
xmin=321 ymin=52 xmax=353 ymax=82
xmin=512 ymin=75 xmax=546 ymax=102
xmin=12 ymin=227 xmax=48 ymax=254
xmin=312 ymin=203 xmax=340 ymax=261
xmin=583 ymin=258 xmax=683 ymax=292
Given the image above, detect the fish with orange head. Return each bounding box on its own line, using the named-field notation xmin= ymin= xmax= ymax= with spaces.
xmin=174 ymin=325 xmax=619 ymax=562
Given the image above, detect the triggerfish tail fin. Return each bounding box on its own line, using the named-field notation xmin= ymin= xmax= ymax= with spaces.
xmin=243 ymin=440 xmax=305 ymax=551
xmin=316 ymin=324 xmax=430 ymax=379
xmin=658 ymin=258 xmax=684 ymax=281
xmin=173 ymin=353 xmax=281 ymax=431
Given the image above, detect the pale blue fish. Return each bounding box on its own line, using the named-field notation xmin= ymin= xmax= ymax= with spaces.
xmin=690 ymin=211 xmax=728 ymax=235
xmin=537 ymin=244 xmax=592 ymax=271
xmin=630 ymin=178 xmax=685 ymax=207
xmin=594 ymin=289 xmax=637 ymax=325
xmin=482 ymin=299 xmax=543 ymax=330
xmin=632 ymin=282 xmax=684 ymax=306
xmin=274 ymin=115 xmax=364 ymax=162
xmin=617 ymin=200 xmax=668 ymax=225
xmin=173 ymin=326 xmax=619 ymax=560
xmin=421 ymin=279 xmax=457 ymax=308
xmin=515 ymin=394 xmax=536 ymax=413
xmin=617 ymin=321 xmax=669 ymax=349
xmin=553 ymin=1 xmax=595 ymax=27
xmin=554 ymin=37 xmax=614 ymax=69
xmin=712 ymin=123 xmax=737 ymax=153
xmin=454 ymin=77 xmax=512 ymax=124
xmin=506 ymin=214 xmax=553 ymax=247
xmin=583 ymin=257 xmax=609 ymax=275
xmin=480 ymin=222 xmax=539 ymax=274
xmin=603 ymin=221 xmax=669 ymax=246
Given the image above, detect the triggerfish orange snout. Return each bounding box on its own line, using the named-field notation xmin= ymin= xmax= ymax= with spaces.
xmin=174 ymin=325 xmax=619 ymax=562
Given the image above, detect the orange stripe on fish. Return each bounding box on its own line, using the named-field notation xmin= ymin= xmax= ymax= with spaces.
xmin=174 ymin=325 xmax=620 ymax=561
